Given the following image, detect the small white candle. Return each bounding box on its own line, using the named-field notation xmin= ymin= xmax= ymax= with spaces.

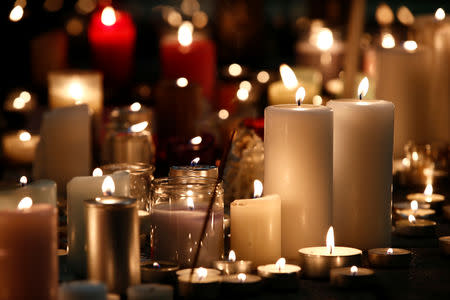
xmin=177 ymin=267 xmax=222 ymax=299
xmin=406 ymin=184 xmax=445 ymax=208
xmin=0 ymin=178 xmax=57 ymax=209
xmin=2 ymin=130 xmax=40 ymax=164
xmin=330 ymin=265 xmax=375 ymax=288
xmin=257 ymin=257 xmax=301 ymax=291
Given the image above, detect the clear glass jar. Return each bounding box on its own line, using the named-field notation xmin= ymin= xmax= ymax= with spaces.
xmin=150 ymin=176 xmax=224 ymax=267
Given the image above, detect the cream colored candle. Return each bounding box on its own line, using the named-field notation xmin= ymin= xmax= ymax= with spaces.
xmin=265 ymin=101 xmax=333 ymax=261
xmin=2 ymin=130 xmax=40 ymax=164
xmin=0 ymin=179 xmax=57 ymax=209
xmin=230 ymin=180 xmax=281 ymax=265
xmin=327 ymin=79 xmax=394 ymax=249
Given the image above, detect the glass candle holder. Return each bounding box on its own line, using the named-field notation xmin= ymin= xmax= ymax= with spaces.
xmin=150 ymin=177 xmax=224 ymax=268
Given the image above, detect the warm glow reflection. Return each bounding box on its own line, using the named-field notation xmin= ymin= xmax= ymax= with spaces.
xmin=130 ymin=102 xmax=141 ymax=112
xmin=397 ymin=6 xmax=414 ymax=26
xmin=130 ymin=121 xmax=148 ymax=133
xmin=20 ymin=176 xmax=28 ymax=185
xmin=228 ymin=250 xmax=236 ymax=262
xmin=218 ymin=109 xmax=229 ymax=120
xmin=295 ymin=87 xmax=306 ymax=106
xmin=424 ymin=184 xmax=433 ymax=196
xmin=176 ymin=77 xmax=188 ymax=87
xmin=279 ymin=64 xmax=298 ymax=90
xmin=253 ymin=179 xmax=263 ymax=198
xmin=412 ymin=151 xmax=419 ymax=161
xmin=239 ymin=81 xmax=252 ymax=91
xmin=13 ymin=98 xmax=25 ymax=109
xmin=196 ymin=267 xmax=207 ymax=280
xmin=402 ymin=157 xmax=411 ymax=167
xmin=375 ymin=3 xmax=394 ymax=25
xmin=191 ymin=157 xmax=200 ymax=166
xmin=326 ymin=226 xmax=335 ymax=255
xmin=18 ymin=197 xmax=32 ymax=209
xmin=178 ymin=21 xmax=193 ymax=47
xmin=276 ymin=258 xmax=286 ymax=271
xmin=19 ymin=131 xmax=31 ymax=142
xmin=102 ymin=176 xmax=115 ymax=196
xmin=237 ymin=273 xmax=246 ymax=282
xmin=408 ymin=214 xmax=416 ymax=223
xmin=69 ymin=82 xmax=83 ymax=101
xmin=187 ymin=197 xmax=194 ymax=210
xmin=411 ymin=200 xmax=418 ymax=211
xmin=316 ymin=28 xmax=334 ymax=51
xmin=312 ymin=95 xmax=323 ymax=106
xmin=20 ymin=91 xmax=31 ymax=102
xmin=190 ymin=136 xmax=202 ymax=145
xmin=387 ymin=248 xmax=394 ymax=255
xmin=10 ymin=5 xmax=24 ymax=22
xmin=101 ymin=6 xmax=116 ymax=26
xmin=350 ymin=266 xmax=358 ymax=275
xmin=257 ymin=71 xmax=270 ymax=83
xmin=435 ymin=8 xmax=445 ymax=21
xmin=229 ymin=63 xmax=242 ymax=77
xmin=357 ymin=77 xmax=369 ymax=100
xmin=236 ymin=88 xmax=249 ymax=101
xmin=381 ymin=33 xmax=395 ymax=49
xmin=167 ymin=9 xmax=182 ymax=27
xmin=403 ymin=40 xmax=417 ymax=52
xmin=92 ymin=168 xmax=103 ymax=177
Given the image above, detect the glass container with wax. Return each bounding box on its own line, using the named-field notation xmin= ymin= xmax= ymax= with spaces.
xmin=150 ymin=177 xmax=224 ymax=267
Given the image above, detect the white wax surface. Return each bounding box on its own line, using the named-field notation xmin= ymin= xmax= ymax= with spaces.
xmin=331 ymin=267 xmax=374 ymax=276
xmin=230 ymin=194 xmax=281 ymax=265
xmin=176 ymin=268 xmax=221 ymax=277
xmin=368 ymin=248 xmax=411 ymax=256
xmin=406 ymin=193 xmax=445 ymax=202
xmin=2 ymin=132 xmax=40 ymax=164
xmin=0 ymin=179 xmax=57 ymax=210
xmin=222 ymin=274 xmax=261 ymax=283
xmin=396 ymin=219 xmax=436 ymax=228
xmin=257 ymin=263 xmax=301 ymax=274
xmin=265 ymin=104 xmax=333 ymax=260
xmin=178 ymin=274 xmax=222 ymax=284
xmin=298 ymin=246 xmax=362 ymax=256
xmin=327 ymin=99 xmax=394 ymax=250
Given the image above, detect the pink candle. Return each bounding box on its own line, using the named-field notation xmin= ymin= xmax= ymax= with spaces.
xmin=0 ymin=203 xmax=57 ymax=300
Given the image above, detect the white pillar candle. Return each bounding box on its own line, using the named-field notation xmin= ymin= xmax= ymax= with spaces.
xmin=264 ymin=103 xmax=333 ymax=261
xmin=127 ymin=284 xmax=173 ymax=300
xmin=327 ymin=82 xmax=394 ymax=249
xmin=0 ymin=179 xmax=57 ymax=209
xmin=33 ymin=105 xmax=91 ymax=196
xmin=59 ymin=281 xmax=107 ymax=300
xmin=67 ymin=172 xmax=130 ymax=277
xmin=230 ymin=180 xmax=281 ymax=265
xmin=2 ymin=130 xmax=40 ymax=164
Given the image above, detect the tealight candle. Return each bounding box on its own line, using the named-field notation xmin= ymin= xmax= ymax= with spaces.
xmin=397 ymin=200 xmax=435 ymax=219
xmin=2 ymin=130 xmax=40 ymax=164
xmin=176 ymin=268 xmax=221 ymax=277
xmin=257 ymin=258 xmax=301 ymax=291
xmin=330 ymin=266 xmax=375 ymax=288
xmin=368 ymin=248 xmax=412 ymax=268
xmin=395 ymin=215 xmax=436 ymax=237
xmin=406 ymin=184 xmax=445 ymax=209
xmin=221 ymin=273 xmax=263 ymax=296
xmin=177 ymin=267 xmax=222 ymax=299
xmin=140 ymin=260 xmax=179 ymax=284
xmin=439 ymin=236 xmax=450 ymax=256
xmin=213 ymin=250 xmax=253 ymax=275
xmin=298 ymin=227 xmax=362 ymax=279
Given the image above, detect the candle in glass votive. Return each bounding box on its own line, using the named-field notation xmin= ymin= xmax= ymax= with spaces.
xmin=439 ymin=236 xmax=450 ymax=256
xmin=298 ymin=227 xmax=362 ymax=279
xmin=397 ymin=200 xmax=435 ymax=219
xmin=257 ymin=258 xmax=301 ymax=291
xmin=140 ymin=260 xmax=179 ymax=284
xmin=2 ymin=130 xmax=40 ymax=164
xmin=221 ymin=273 xmax=263 ymax=296
xmin=213 ymin=250 xmax=253 ymax=275
xmin=368 ymin=248 xmax=412 ymax=268
xmin=407 ymin=184 xmax=445 ymax=209
xmin=177 ymin=267 xmax=222 ymax=300
xmin=395 ymin=215 xmax=436 ymax=237
xmin=169 ymin=163 xmax=218 ymax=178
xmin=330 ymin=266 xmax=375 ymax=288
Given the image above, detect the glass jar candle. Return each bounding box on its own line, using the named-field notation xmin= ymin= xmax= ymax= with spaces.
xmin=150 ymin=177 xmax=224 ymax=267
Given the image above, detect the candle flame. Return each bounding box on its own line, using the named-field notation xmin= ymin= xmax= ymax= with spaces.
xmin=387 ymin=248 xmax=393 ymax=255
xmin=312 ymin=95 xmax=323 ymax=106
xmin=357 ymin=77 xmax=369 ymax=100
xmin=237 ymin=273 xmax=246 ymax=282
xmin=130 ymin=121 xmax=148 ymax=133
xmin=375 ymin=3 xmax=394 ymax=26
xmin=403 ymin=40 xmax=417 ymax=52
xmin=276 ymin=257 xmax=286 ymax=271
xmin=10 ymin=5 xmax=24 ymax=22
xmin=101 ymin=6 xmax=116 ymax=26
xmin=92 ymin=168 xmax=103 ymax=177
xmin=316 ymin=28 xmax=334 ymax=51
xmin=253 ymin=179 xmax=263 ymax=198
xmin=412 ymin=151 xmax=419 ymax=161
xmin=13 ymin=97 xmax=26 ymax=109
xmin=295 ymin=87 xmax=306 ymax=106
xmin=176 ymin=77 xmax=189 ymax=87
xmin=19 ymin=176 xmax=27 ymax=185
xmin=69 ymin=82 xmax=83 ymax=102
xmin=190 ymin=136 xmax=202 ymax=145
xmin=102 ymin=176 xmax=115 ymax=196
xmin=326 ymin=226 xmax=335 ymax=255
xmin=257 ymin=71 xmax=270 ymax=83
xmin=228 ymin=250 xmax=236 ymax=262
xmin=20 ymin=91 xmax=31 ymax=102
xmin=424 ymin=184 xmax=433 ymax=196
xmin=397 ymin=6 xmax=415 ymax=26
xmin=236 ymin=88 xmax=249 ymax=101
xmin=187 ymin=197 xmax=194 ymax=210
xmin=381 ymin=33 xmax=395 ymax=49
xmin=228 ymin=63 xmax=242 ymax=77
xmin=130 ymin=102 xmax=141 ymax=112
xmin=350 ymin=266 xmax=358 ymax=275
xmin=408 ymin=214 xmax=416 ymax=224
xmin=196 ymin=267 xmax=207 ymax=280
xmin=240 ymin=81 xmax=252 ymax=91
xmin=178 ymin=21 xmax=193 ymax=46
xmin=411 ymin=200 xmax=418 ymax=211
xmin=218 ymin=109 xmax=229 ymax=120
xmin=402 ymin=157 xmax=411 ymax=167
xmin=279 ymin=64 xmax=298 ymax=90
xmin=153 ymin=262 xmax=160 ymax=268
xmin=435 ymin=8 xmax=445 ymax=21
xmin=18 ymin=197 xmax=32 ymax=209
xmin=190 ymin=157 xmax=200 ymax=166
xmin=19 ymin=131 xmax=31 ymax=142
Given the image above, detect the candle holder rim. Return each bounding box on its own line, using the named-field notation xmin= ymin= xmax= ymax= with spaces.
xmin=100 ymin=162 xmax=155 ymax=175
xmin=85 ymin=196 xmax=137 ymax=208
xmin=298 ymin=246 xmax=362 ymax=256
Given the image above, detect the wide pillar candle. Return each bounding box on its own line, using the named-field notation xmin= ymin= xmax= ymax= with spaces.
xmin=264 ymin=104 xmax=333 ymax=261
xmin=327 ymin=99 xmax=394 ymax=249
xmin=0 ymin=204 xmax=58 ymax=300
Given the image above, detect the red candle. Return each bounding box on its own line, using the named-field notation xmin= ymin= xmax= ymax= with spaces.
xmin=0 ymin=201 xmax=57 ymax=300
xmin=88 ymin=6 xmax=136 ymax=85
xmin=160 ymin=21 xmax=216 ymax=103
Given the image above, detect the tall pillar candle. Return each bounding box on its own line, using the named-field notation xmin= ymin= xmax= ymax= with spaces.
xmin=67 ymin=172 xmax=130 ymax=277
xmin=0 ymin=203 xmax=57 ymax=300
xmin=327 ymin=98 xmax=394 ymax=249
xmin=264 ymin=104 xmax=333 ymax=261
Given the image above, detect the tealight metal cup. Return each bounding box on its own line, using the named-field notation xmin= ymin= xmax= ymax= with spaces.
xmin=367 ymin=248 xmax=412 ymax=268
xmin=212 ymin=259 xmax=253 ymax=275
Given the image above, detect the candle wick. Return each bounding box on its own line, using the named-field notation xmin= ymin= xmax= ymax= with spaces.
xmin=359 ymin=94 xmax=362 ymax=100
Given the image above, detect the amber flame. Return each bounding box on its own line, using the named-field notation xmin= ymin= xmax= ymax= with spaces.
xmin=326 ymin=226 xmax=335 ymax=255
xmin=102 ymin=176 xmax=115 ymax=196
xmin=279 ymin=64 xmax=298 ymax=90
xmin=253 ymin=180 xmax=263 ymax=198
xmin=178 ymin=21 xmax=193 ymax=46
xmin=228 ymin=250 xmax=236 ymax=262
xmin=101 ymin=6 xmax=116 ymax=26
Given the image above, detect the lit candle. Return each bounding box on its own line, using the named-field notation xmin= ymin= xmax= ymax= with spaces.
xmin=169 ymin=161 xmax=218 ymax=178
xmin=327 ymin=78 xmax=394 ymax=249
xmin=256 ymin=257 xmax=301 ymax=291
xmin=397 ymin=200 xmax=435 ymax=219
xmin=330 ymin=265 xmax=375 ymax=288
xmin=212 ymin=250 xmax=253 ymax=275
xmin=395 ymin=214 xmax=436 ymax=237
xmin=3 ymin=90 xmax=37 ymax=112
xmin=2 ymin=130 xmax=40 ymax=164
xmin=160 ymin=21 xmax=216 ymax=101
xmin=230 ymin=180 xmax=281 ymax=265
xmin=0 ymin=177 xmax=57 ymax=209
xmin=265 ymin=88 xmax=333 ymax=260
xmin=406 ymin=184 xmax=445 ymax=209
xmin=367 ymin=248 xmax=412 ymax=268
xmin=177 ymin=267 xmax=222 ymax=299
xmin=298 ymin=227 xmax=362 ymax=279
xmin=88 ymin=6 xmax=136 ymax=84
xmin=127 ymin=283 xmax=173 ymax=300
xmin=140 ymin=260 xmax=179 ymax=284
xmin=221 ymin=273 xmax=263 ymax=296
xmin=0 ymin=201 xmax=57 ymax=299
